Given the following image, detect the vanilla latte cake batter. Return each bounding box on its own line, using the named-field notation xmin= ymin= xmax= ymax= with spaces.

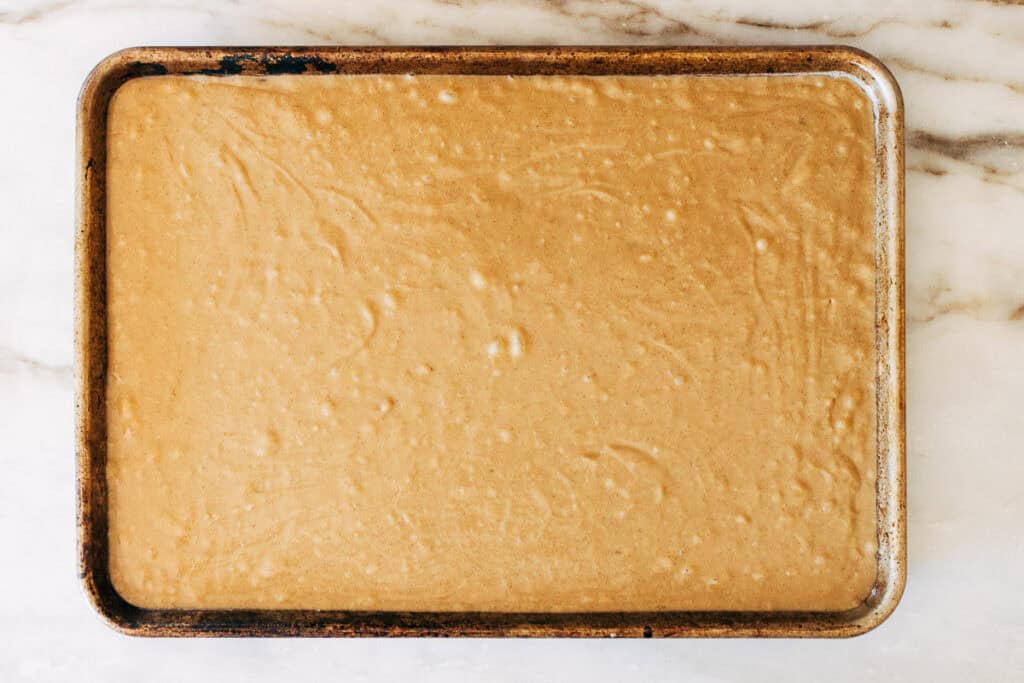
xmin=106 ymin=73 xmax=878 ymax=611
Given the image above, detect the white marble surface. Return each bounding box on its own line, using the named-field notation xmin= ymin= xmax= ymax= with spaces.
xmin=2 ymin=0 xmax=1023 ymax=680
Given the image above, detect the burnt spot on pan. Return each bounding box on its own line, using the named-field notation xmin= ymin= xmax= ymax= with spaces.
xmin=189 ymin=54 xmax=339 ymax=76
xmin=263 ymin=55 xmax=339 ymax=75
xmin=194 ymin=54 xmax=258 ymax=76
xmin=127 ymin=61 xmax=168 ymax=77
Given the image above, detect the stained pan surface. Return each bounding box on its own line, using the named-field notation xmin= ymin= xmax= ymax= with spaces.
xmin=76 ymin=46 xmax=905 ymax=637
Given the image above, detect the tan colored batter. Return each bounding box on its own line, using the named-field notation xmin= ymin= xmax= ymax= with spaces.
xmin=106 ymin=73 xmax=878 ymax=612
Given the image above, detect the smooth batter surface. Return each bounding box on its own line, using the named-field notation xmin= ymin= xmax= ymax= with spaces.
xmin=106 ymin=73 xmax=878 ymax=611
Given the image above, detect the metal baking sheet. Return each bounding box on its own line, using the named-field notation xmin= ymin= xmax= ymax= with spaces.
xmin=76 ymin=46 xmax=905 ymax=638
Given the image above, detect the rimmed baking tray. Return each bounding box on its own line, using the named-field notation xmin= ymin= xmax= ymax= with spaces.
xmin=76 ymin=46 xmax=905 ymax=637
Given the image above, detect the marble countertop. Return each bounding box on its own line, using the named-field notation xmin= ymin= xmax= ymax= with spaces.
xmin=1 ymin=0 xmax=1022 ymax=680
